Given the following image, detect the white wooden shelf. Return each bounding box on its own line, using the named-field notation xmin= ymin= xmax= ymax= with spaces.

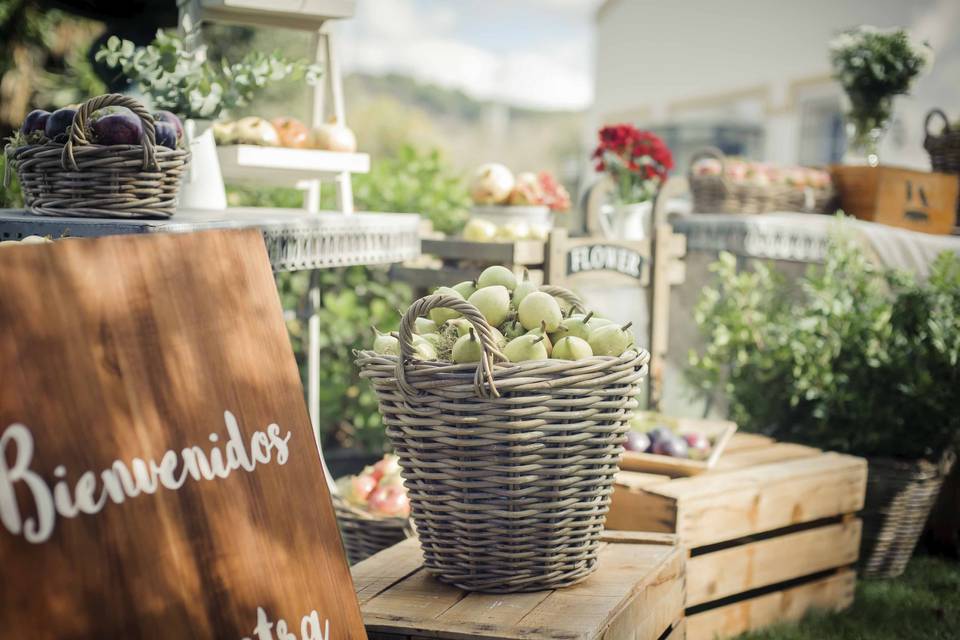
xmin=217 ymin=145 xmax=370 ymax=186
xmin=198 ymin=0 xmax=355 ymax=29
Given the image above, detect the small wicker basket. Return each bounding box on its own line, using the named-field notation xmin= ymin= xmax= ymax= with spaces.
xmin=689 ymin=147 xmax=833 ymax=214
xmin=356 ymin=285 xmax=648 ymax=593
xmin=923 ymin=108 xmax=960 ymax=221
xmin=860 ymin=452 xmax=956 ymax=579
xmin=7 ymin=93 xmax=189 ymax=219
xmin=333 ymin=494 xmax=411 ymax=565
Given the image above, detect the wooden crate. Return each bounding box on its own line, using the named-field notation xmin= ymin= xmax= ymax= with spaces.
xmin=830 ymin=165 xmax=958 ymax=235
xmin=351 ymin=532 xmax=686 ymax=640
xmin=608 ymin=434 xmax=867 ymax=640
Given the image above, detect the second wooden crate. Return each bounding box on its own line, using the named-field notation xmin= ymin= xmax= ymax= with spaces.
xmin=607 ymin=433 xmax=867 ymax=640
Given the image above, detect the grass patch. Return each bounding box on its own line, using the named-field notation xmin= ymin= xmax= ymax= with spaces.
xmin=734 ymin=556 xmax=960 ymax=640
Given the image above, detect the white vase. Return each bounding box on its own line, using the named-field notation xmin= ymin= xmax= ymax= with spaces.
xmin=178 ymin=119 xmax=227 ymax=211
xmin=599 ymin=201 xmax=652 ymax=240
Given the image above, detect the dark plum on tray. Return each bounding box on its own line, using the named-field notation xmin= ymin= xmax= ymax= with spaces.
xmin=624 ymin=431 xmax=651 ymax=453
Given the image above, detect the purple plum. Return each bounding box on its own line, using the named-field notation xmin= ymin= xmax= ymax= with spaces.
xmin=653 ymin=436 xmax=689 ymax=458
xmin=20 ymin=109 xmax=50 ymax=136
xmin=684 ymin=432 xmax=712 ymax=460
xmin=91 ymin=112 xmax=143 ymax=145
xmin=154 ymin=122 xmax=178 ymax=149
xmin=647 ymin=426 xmax=673 ymax=444
xmin=44 ymin=108 xmax=78 ymax=143
xmin=624 ymin=431 xmax=651 ymax=453
xmin=154 ymin=110 xmax=183 ymax=141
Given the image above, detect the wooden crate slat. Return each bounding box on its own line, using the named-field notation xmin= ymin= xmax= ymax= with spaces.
xmin=686 ymin=519 xmax=862 ymax=606
xmin=723 ymin=432 xmax=775 ymax=453
xmin=353 ymin=538 xmax=425 ymax=605
xmin=714 ymin=443 xmax=823 ymax=470
xmin=421 ymin=238 xmax=546 ymax=265
xmin=686 ymin=569 xmax=856 ymax=640
xmin=354 ymin=535 xmax=683 ymax=640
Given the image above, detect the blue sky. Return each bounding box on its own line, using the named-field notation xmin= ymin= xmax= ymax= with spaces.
xmin=337 ymin=0 xmax=604 ymax=110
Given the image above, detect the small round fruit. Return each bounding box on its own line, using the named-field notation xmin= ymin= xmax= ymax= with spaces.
xmin=552 ymin=336 xmax=593 ymax=360
xmin=414 ymin=317 xmax=438 ymax=335
xmin=452 ymin=280 xmax=477 ymax=299
xmin=373 ymin=332 xmax=400 ymax=355
xmin=501 ymin=318 xmax=525 ymax=340
xmin=411 ymin=335 xmax=438 ymax=360
xmin=512 ymin=273 xmax=537 ymax=308
xmin=418 ymin=332 xmax=443 ymax=349
xmin=44 ymin=107 xmax=78 ymax=142
xmin=489 ymin=326 xmax=507 ymax=349
xmin=587 ymin=322 xmax=635 ymax=356
xmin=654 ymin=436 xmax=689 ymax=458
xmin=452 ymin=328 xmax=484 ymax=363
xmin=551 ymin=311 xmax=594 ymax=342
xmin=684 ymin=432 xmax=712 ymax=460
xmin=469 ymin=163 xmax=514 ymax=205
xmin=647 ymin=426 xmax=673 ymax=444
xmin=20 ymin=109 xmax=50 ymax=135
xmin=624 ymin=431 xmax=651 ymax=453
xmin=462 ymin=218 xmax=497 ymax=242
xmin=526 ymin=321 xmax=553 ymax=356
xmin=153 ymin=110 xmax=183 ymax=140
xmin=503 ymin=334 xmax=549 ymax=362
xmin=477 ymin=265 xmax=517 ymax=291
xmin=271 ymin=116 xmax=310 ymax=148
xmin=518 ymin=291 xmax=562 ymax=332
xmin=446 ymin=318 xmax=472 ymax=336
xmin=154 ymin=121 xmax=178 ymax=148
xmin=586 ymin=316 xmax=613 ymax=331
xmin=468 ymin=285 xmax=511 ymax=327
xmin=429 ymin=286 xmax=463 ymax=324
xmin=91 ymin=111 xmax=143 ymax=145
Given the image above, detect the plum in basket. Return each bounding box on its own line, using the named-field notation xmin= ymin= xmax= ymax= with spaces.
xmin=91 ymin=111 xmax=143 ymax=145
xmin=154 ymin=122 xmax=178 ymax=149
xmin=20 ymin=110 xmax=50 ymax=136
xmin=44 ymin=108 xmax=78 ymax=143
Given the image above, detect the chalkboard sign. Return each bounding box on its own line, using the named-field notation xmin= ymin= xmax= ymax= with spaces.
xmin=566 ymin=243 xmax=646 ymax=280
xmin=0 ymin=230 xmax=366 ymax=639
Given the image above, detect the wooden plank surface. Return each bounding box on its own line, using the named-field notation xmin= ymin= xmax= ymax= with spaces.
xmin=686 ymin=519 xmax=862 ymax=606
xmin=655 ymin=453 xmax=867 ymax=547
xmin=354 ymin=533 xmax=683 ymax=640
xmin=724 ymin=433 xmax=775 ymax=452
xmin=421 ymin=238 xmax=546 ymax=265
xmin=686 ymin=570 xmax=856 ymax=640
xmin=714 ymin=443 xmax=822 ymax=470
xmin=0 ymin=230 xmax=366 ymax=638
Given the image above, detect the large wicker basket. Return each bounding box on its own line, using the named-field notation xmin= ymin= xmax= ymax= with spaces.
xmin=860 ymin=452 xmax=955 ymax=579
xmin=923 ymin=108 xmax=960 ymax=222
xmin=333 ymin=493 xmax=411 ymax=565
xmin=7 ymin=93 xmax=189 ymax=219
xmin=689 ymin=147 xmax=833 ymax=214
xmin=356 ymin=285 xmax=649 ymax=593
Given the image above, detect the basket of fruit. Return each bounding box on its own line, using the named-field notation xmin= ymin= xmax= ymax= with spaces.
xmin=620 ymin=412 xmax=738 ymax=477
xmin=5 ymin=93 xmax=189 ymax=219
xmin=334 ymin=454 xmax=413 ymax=564
xmin=355 ymin=266 xmax=649 ymax=593
xmin=689 ymin=147 xmax=833 ymax=214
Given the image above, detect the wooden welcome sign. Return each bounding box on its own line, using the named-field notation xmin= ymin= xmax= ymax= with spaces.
xmin=0 ymin=230 xmax=366 ymax=639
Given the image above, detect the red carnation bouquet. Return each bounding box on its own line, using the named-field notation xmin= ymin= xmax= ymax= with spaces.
xmin=593 ymin=124 xmax=673 ymax=204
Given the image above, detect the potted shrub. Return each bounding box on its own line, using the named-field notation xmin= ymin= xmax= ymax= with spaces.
xmin=96 ymin=17 xmax=318 ymax=210
xmin=687 ymin=226 xmax=959 ymax=578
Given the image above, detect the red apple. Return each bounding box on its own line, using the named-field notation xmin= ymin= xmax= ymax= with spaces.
xmin=368 ymin=485 xmax=410 ymax=517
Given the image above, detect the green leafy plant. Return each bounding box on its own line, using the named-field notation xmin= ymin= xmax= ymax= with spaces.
xmin=688 ymin=227 xmax=960 ymax=460
xmin=829 ymin=26 xmax=932 ymax=146
xmin=95 ymin=17 xmax=319 ymax=120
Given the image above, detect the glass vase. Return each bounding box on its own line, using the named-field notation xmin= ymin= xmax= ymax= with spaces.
xmin=843 ymin=97 xmax=893 ymax=167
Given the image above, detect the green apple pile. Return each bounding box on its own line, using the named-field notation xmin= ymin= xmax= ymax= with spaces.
xmin=371 ymin=265 xmax=637 ymax=363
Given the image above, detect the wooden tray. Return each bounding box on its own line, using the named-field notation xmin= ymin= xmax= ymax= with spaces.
xmin=620 ymin=414 xmax=738 ymax=477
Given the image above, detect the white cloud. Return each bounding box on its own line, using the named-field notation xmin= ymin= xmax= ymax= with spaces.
xmin=337 ymin=0 xmax=594 ymax=110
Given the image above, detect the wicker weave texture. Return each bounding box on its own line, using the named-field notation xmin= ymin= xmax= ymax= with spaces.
xmin=689 ymin=147 xmax=834 ymax=214
xmin=860 ymin=454 xmax=955 ymax=579
xmin=923 ymin=108 xmax=960 ymax=220
xmin=356 ymin=288 xmax=648 ymax=592
xmin=333 ymin=495 xmax=410 ymax=565
xmin=9 ymin=94 xmax=189 ymax=219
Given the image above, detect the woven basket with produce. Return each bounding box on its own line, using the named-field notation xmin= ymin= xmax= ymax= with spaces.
xmin=356 ymin=267 xmax=649 ymax=593
xmin=689 ymin=147 xmax=833 ymax=214
xmin=5 ymin=93 xmax=189 ymax=219
xmin=334 ymin=454 xmax=412 ymax=564
xmin=923 ymin=108 xmax=960 ymax=219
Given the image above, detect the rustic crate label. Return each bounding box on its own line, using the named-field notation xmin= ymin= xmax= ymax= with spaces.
xmin=0 ymin=230 xmax=365 ymax=639
xmin=566 ymin=243 xmax=646 ymax=279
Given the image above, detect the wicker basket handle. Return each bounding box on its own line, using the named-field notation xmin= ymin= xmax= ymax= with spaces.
xmin=924 ymin=108 xmax=950 ymax=137
xmin=397 ymin=294 xmax=508 ymax=399
xmin=62 ymin=93 xmax=159 ymax=172
xmin=688 ymin=146 xmax=727 ymax=181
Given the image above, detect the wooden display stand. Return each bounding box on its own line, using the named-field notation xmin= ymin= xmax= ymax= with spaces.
xmin=607 ymin=433 xmax=867 ymax=640
xmin=351 ymin=532 xmax=685 ymax=640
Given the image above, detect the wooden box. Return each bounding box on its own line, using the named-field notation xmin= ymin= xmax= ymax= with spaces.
xmin=831 ymin=165 xmax=958 ymax=235
xmin=351 ymin=532 xmax=686 ymax=640
xmin=608 ymin=433 xmax=867 ymax=640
